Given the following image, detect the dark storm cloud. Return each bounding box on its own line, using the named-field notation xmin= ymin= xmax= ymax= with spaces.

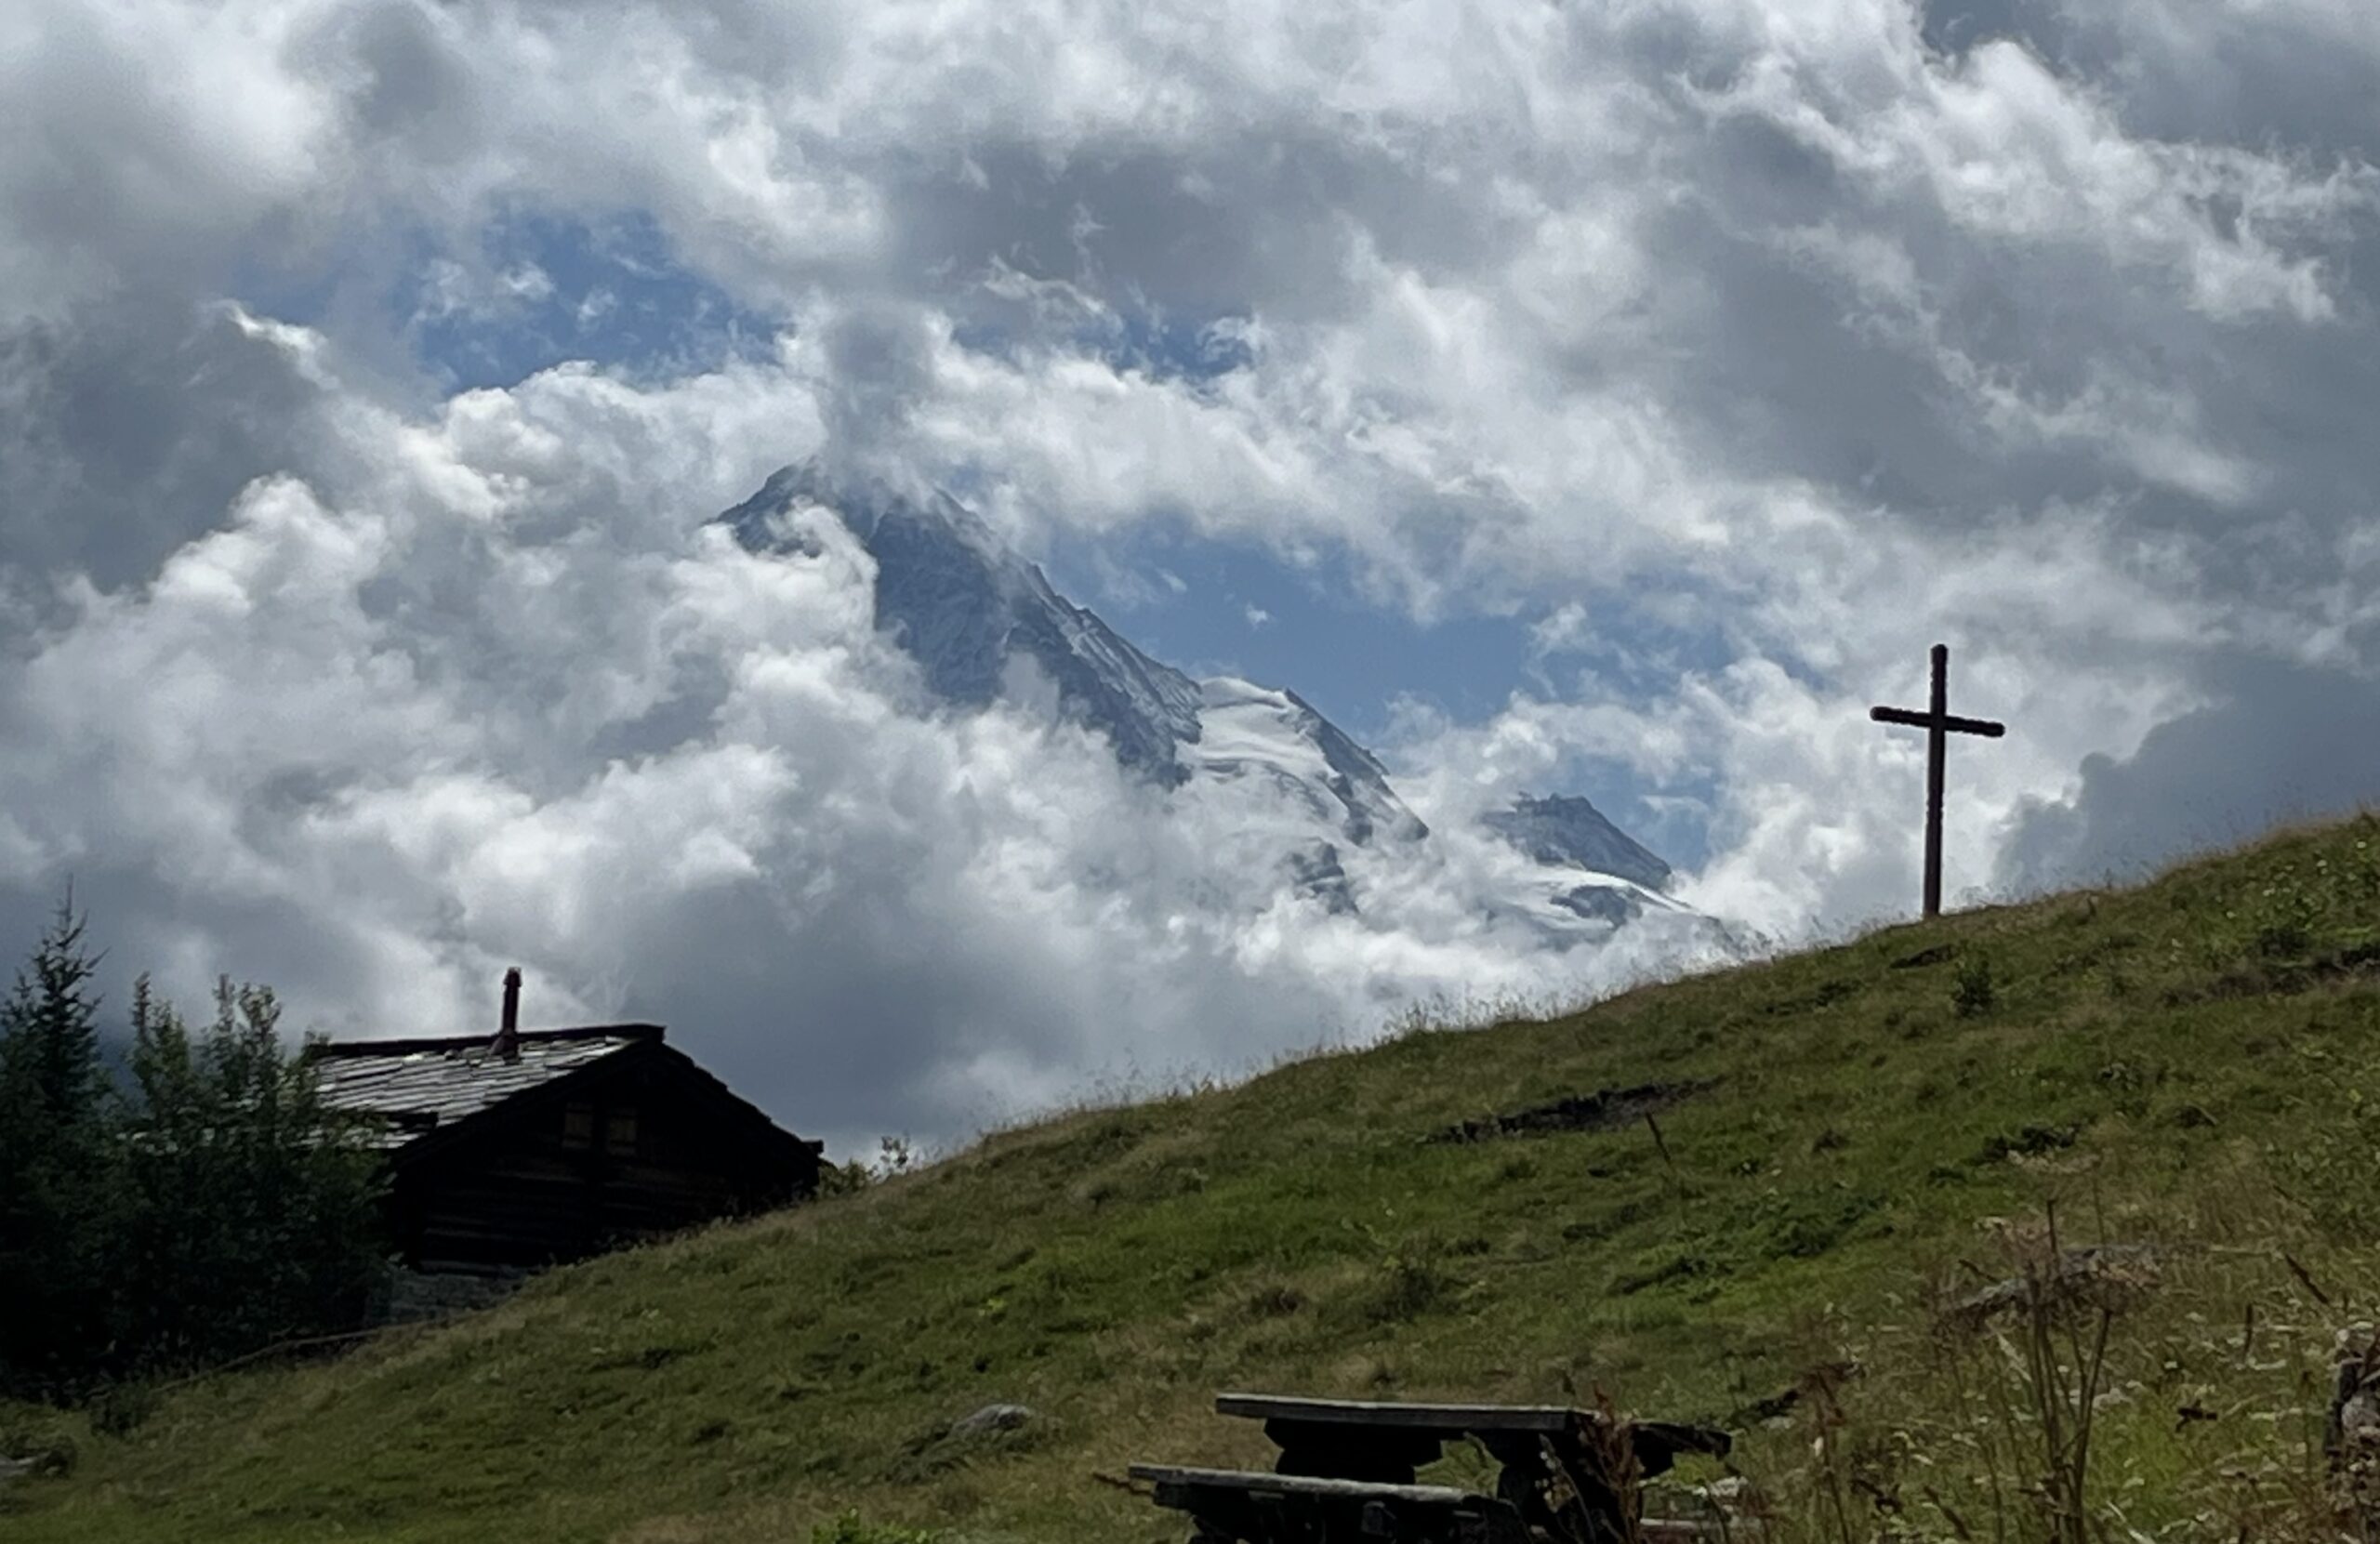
xmin=0 ymin=300 xmax=326 ymax=594
xmin=1999 ymin=655 xmax=2380 ymax=893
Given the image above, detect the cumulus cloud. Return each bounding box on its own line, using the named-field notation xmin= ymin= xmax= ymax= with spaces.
xmin=6 ymin=0 xmax=2380 ymax=1145
xmin=0 ymin=322 xmax=1729 ymax=1154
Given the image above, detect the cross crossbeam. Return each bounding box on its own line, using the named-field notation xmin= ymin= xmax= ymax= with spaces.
xmin=1869 ymin=643 xmax=2006 ymax=919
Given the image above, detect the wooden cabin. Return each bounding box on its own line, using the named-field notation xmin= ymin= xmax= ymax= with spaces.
xmin=309 ymin=971 xmax=823 ymax=1276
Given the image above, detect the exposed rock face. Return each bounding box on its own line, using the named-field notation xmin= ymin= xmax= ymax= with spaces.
xmin=1554 ymin=884 xmax=1646 ymax=927
xmin=1284 ymin=840 xmax=1357 ymax=917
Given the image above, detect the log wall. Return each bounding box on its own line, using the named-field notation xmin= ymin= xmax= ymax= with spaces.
xmin=390 ymin=1052 xmax=813 ymax=1273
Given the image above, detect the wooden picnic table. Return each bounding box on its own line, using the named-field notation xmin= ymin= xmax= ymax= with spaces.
xmin=1130 ymin=1392 xmax=1730 ymax=1544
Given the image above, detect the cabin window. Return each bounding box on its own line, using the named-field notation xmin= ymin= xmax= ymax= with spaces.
xmin=603 ymin=1106 xmax=639 ymax=1155
xmin=562 ymin=1102 xmax=594 ymax=1150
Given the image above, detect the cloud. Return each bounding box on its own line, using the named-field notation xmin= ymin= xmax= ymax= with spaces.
xmin=7 ymin=0 xmax=2380 ymax=1143
xmin=0 ymin=324 xmax=1729 ymax=1155
xmin=0 ymin=297 xmax=337 ymax=596
xmin=1996 ymin=654 xmax=2380 ymax=894
xmin=408 ymin=257 xmax=555 ymax=330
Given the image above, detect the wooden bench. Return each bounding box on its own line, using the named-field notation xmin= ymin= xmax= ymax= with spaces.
xmin=1131 ymin=1392 xmax=1732 ymax=1543
xmin=1129 ymin=1464 xmax=1532 ymax=1544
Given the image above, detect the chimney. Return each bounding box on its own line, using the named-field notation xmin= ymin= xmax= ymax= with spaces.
xmin=495 ymin=967 xmax=522 ymax=1062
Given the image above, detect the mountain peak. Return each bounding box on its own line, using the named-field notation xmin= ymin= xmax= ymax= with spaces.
xmin=726 ymin=458 xmax=1001 ymax=558
xmin=716 ymin=467 xmax=1692 ymax=940
xmin=724 ymin=461 xmax=1205 ymax=782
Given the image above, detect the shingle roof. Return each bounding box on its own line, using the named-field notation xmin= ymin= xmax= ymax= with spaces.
xmin=309 ymin=1025 xmax=663 ymax=1150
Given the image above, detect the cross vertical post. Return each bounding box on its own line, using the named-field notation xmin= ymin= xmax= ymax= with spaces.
xmin=1871 ymin=642 xmax=2006 ymax=920
xmin=1924 ymin=643 xmax=1947 ymax=919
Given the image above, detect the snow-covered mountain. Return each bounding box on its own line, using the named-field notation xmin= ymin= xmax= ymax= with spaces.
xmin=721 ymin=462 xmax=1724 ymax=945
xmin=726 ymin=462 xmax=1207 ymax=784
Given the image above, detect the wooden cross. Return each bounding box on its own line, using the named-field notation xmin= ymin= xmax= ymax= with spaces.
xmin=1869 ymin=643 xmax=2005 ymax=919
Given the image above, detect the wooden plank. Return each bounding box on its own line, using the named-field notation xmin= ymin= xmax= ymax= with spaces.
xmin=1127 ymin=1465 xmax=1479 ymax=1506
xmin=1633 ymin=1420 xmax=1732 ymax=1466
xmin=1216 ymin=1392 xmax=1586 ymax=1435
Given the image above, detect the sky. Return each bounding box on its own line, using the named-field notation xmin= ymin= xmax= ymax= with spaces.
xmin=6 ymin=0 xmax=2380 ymax=1156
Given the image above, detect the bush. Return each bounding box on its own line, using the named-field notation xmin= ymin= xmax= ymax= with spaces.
xmin=1950 ymin=954 xmax=1996 ymax=1017
xmin=1367 ymin=1247 xmax=1457 ymax=1324
xmin=814 ymin=1135 xmax=924 ymax=1198
xmin=112 ymin=975 xmax=386 ymax=1375
xmin=815 ymin=1159 xmax=875 ymax=1197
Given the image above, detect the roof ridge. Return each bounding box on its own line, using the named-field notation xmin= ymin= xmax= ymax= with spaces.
xmin=305 ymin=1023 xmax=665 ymax=1059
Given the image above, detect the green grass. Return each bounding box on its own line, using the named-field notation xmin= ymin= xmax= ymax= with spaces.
xmin=14 ymin=815 xmax=2380 ymax=1541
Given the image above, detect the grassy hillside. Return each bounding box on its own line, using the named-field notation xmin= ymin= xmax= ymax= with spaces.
xmin=13 ymin=817 xmax=2380 ymax=1543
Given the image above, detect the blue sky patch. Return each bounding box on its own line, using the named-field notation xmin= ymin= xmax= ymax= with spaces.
xmin=231 ymin=210 xmax=778 ymax=394
xmin=1041 ymin=527 xmax=1717 ymax=867
xmin=402 ymin=211 xmax=778 ymax=391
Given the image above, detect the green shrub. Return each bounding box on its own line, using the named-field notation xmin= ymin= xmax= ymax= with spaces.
xmin=114 ymin=976 xmax=386 ymax=1376
xmin=815 ymin=1160 xmax=876 ymax=1198
xmin=1950 ymin=954 xmax=1996 ymax=1017
xmin=1367 ymin=1248 xmax=1457 ymax=1324
xmin=816 ymin=1135 xmax=924 ymax=1198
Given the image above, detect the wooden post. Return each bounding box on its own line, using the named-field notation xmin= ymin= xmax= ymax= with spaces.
xmin=1924 ymin=644 xmax=1948 ymax=920
xmin=1871 ymin=643 xmax=2006 ymax=919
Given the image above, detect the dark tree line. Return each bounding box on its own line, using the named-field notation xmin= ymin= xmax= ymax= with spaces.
xmin=0 ymin=898 xmax=386 ymax=1403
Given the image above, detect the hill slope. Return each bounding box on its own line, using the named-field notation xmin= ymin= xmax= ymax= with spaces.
xmin=15 ymin=816 xmax=2380 ymax=1542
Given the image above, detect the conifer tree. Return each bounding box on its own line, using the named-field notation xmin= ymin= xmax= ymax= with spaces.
xmin=0 ymin=892 xmax=118 ymax=1396
xmin=0 ymin=904 xmax=388 ymax=1396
